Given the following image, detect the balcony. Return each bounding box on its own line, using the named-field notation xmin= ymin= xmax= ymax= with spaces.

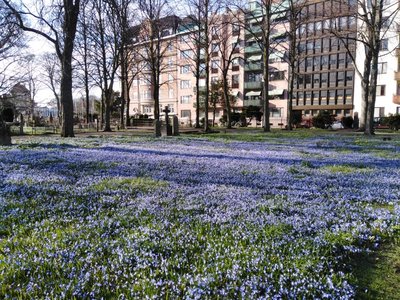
xmin=244 ymin=81 xmax=263 ymax=89
xmin=245 ymin=63 xmax=263 ymax=71
xmin=393 ymin=95 xmax=400 ymax=104
xmin=245 ymin=26 xmax=262 ymax=35
xmin=395 ymin=71 xmax=400 ymax=81
xmin=245 ymin=45 xmax=262 ymax=54
xmin=244 ymin=99 xmax=262 ymax=106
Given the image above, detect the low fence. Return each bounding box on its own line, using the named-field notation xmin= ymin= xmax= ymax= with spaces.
xmin=130 ymin=119 xmax=154 ymax=127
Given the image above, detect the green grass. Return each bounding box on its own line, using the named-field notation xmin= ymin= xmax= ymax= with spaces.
xmin=352 ymin=242 xmax=400 ymax=300
xmin=322 ymin=164 xmax=372 ymax=173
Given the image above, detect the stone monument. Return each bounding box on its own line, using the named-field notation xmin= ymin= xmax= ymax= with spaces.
xmin=162 ymin=106 xmax=172 ymax=136
xmin=172 ymin=115 xmax=179 ymax=136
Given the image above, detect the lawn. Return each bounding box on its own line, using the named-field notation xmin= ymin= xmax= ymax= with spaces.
xmin=0 ymin=131 xmax=399 ymax=299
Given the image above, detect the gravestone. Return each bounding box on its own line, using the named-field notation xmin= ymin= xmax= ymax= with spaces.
xmin=154 ymin=119 xmax=161 ymax=137
xmin=172 ymin=115 xmax=179 ymax=136
xmin=0 ymin=121 xmax=11 ymax=146
xmin=162 ymin=106 xmax=172 ymax=136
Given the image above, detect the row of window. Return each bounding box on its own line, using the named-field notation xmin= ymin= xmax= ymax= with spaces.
xmin=299 ymin=52 xmax=353 ymax=72
xmin=298 ymin=35 xmax=356 ymax=55
xmin=294 ymin=89 xmax=353 ymax=106
xmin=295 ymin=71 xmax=354 ymax=89
xmin=297 ymin=16 xmax=357 ymax=38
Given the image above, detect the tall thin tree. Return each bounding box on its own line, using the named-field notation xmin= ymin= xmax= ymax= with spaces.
xmin=3 ymin=0 xmax=81 ymax=137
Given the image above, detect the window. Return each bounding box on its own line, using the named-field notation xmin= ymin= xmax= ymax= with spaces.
xmin=376 ymin=85 xmax=386 ymax=96
xmin=181 ymin=110 xmax=191 ymax=118
xmin=270 ymin=108 xmax=282 ymax=118
xmin=143 ymin=106 xmax=152 ymax=114
xmin=380 ymin=39 xmax=388 ymax=51
xmin=232 ymin=74 xmax=239 ymax=88
xmin=140 ymin=75 xmax=151 ymax=85
xmin=211 ymin=26 xmax=219 ymax=36
xmin=232 ymin=57 xmax=240 ymax=70
xmin=269 ymin=71 xmax=285 ymax=81
xmin=345 ymin=89 xmax=352 ymax=102
xmin=232 ymin=41 xmax=240 ymax=52
xmin=141 ymin=90 xmax=151 ymax=100
xmin=337 ymin=72 xmax=344 ymax=85
xmin=232 ymin=23 xmax=240 ymax=35
xmin=338 ymin=53 xmax=345 ymax=67
xmin=168 ymin=74 xmax=174 ymax=82
xmin=211 ymin=60 xmax=219 ymax=73
xmin=167 ymin=42 xmax=174 ymax=52
xmin=168 ymin=104 xmax=174 ymax=113
xmin=180 ymin=80 xmax=191 ymax=89
xmin=212 ymin=43 xmax=220 ymax=53
xmin=168 ymin=58 xmax=174 ymax=67
xmin=374 ymin=107 xmax=385 ymax=117
xmin=180 ymin=50 xmax=193 ymax=59
xmin=180 ymin=95 xmax=192 ymax=104
xmin=180 ymin=35 xmax=190 ymax=43
xmin=323 ymin=19 xmax=331 ymax=32
xmin=169 ymin=89 xmax=174 ymax=99
xmin=377 ymin=62 xmax=387 ymax=74
xmin=161 ymin=28 xmax=172 ymax=37
xmin=180 ymin=65 xmax=191 ymax=74
xmin=329 ymin=72 xmax=336 ymax=87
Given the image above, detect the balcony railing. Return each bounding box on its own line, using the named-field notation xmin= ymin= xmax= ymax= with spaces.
xmin=395 ymin=71 xmax=400 ymax=81
xmin=244 ymin=81 xmax=263 ymax=89
xmin=245 ymin=46 xmax=261 ymax=53
xmin=245 ymin=27 xmax=262 ymax=35
xmin=244 ymin=99 xmax=262 ymax=106
xmin=393 ymin=95 xmax=400 ymax=104
xmin=245 ymin=63 xmax=263 ymax=71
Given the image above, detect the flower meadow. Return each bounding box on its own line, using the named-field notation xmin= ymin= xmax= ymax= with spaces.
xmin=0 ymin=134 xmax=399 ymax=299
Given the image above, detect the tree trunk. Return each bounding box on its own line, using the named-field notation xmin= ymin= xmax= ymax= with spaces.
xmin=365 ymin=50 xmax=380 ymax=135
xmin=223 ymin=74 xmax=232 ymax=129
xmin=286 ymin=10 xmax=297 ymax=131
xmin=60 ymin=54 xmax=75 ymax=137
xmin=120 ymin=50 xmax=127 ymax=129
xmin=359 ymin=46 xmax=372 ymax=131
xmin=262 ymin=46 xmax=270 ymax=132
xmin=103 ymin=90 xmax=112 ymax=132
xmin=195 ymin=41 xmax=201 ymax=128
xmin=126 ymin=91 xmax=131 ymax=127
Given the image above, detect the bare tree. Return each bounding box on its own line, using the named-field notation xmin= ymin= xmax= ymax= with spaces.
xmin=233 ymin=0 xmax=285 ymax=132
xmin=282 ymin=0 xmax=307 ymax=130
xmin=75 ymin=0 xmax=93 ymax=125
xmin=215 ymin=10 xmax=242 ymax=129
xmin=123 ymin=45 xmax=142 ymax=127
xmin=331 ymin=0 xmax=400 ymax=135
xmin=178 ymin=6 xmax=206 ymax=128
xmin=2 ymin=0 xmax=81 ymax=137
xmin=0 ymin=2 xmax=25 ymax=93
xmin=39 ymin=52 xmax=62 ymax=121
xmin=135 ymin=0 xmax=176 ymax=126
xmin=86 ymin=0 xmax=123 ymax=131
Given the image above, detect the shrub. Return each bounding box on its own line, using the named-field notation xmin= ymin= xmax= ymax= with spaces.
xmin=292 ymin=111 xmax=302 ymax=127
xmin=341 ymin=116 xmax=354 ymax=129
xmin=381 ymin=114 xmax=400 ymax=130
xmin=312 ymin=111 xmax=334 ymax=129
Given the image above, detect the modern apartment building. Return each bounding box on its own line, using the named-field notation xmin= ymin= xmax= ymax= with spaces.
xmin=292 ymin=0 xmax=356 ymax=118
xmin=128 ymin=8 xmax=289 ymax=127
xmin=127 ymin=0 xmax=400 ymax=127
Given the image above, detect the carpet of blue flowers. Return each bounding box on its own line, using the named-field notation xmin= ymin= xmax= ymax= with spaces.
xmin=0 ymin=134 xmax=399 ymax=299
